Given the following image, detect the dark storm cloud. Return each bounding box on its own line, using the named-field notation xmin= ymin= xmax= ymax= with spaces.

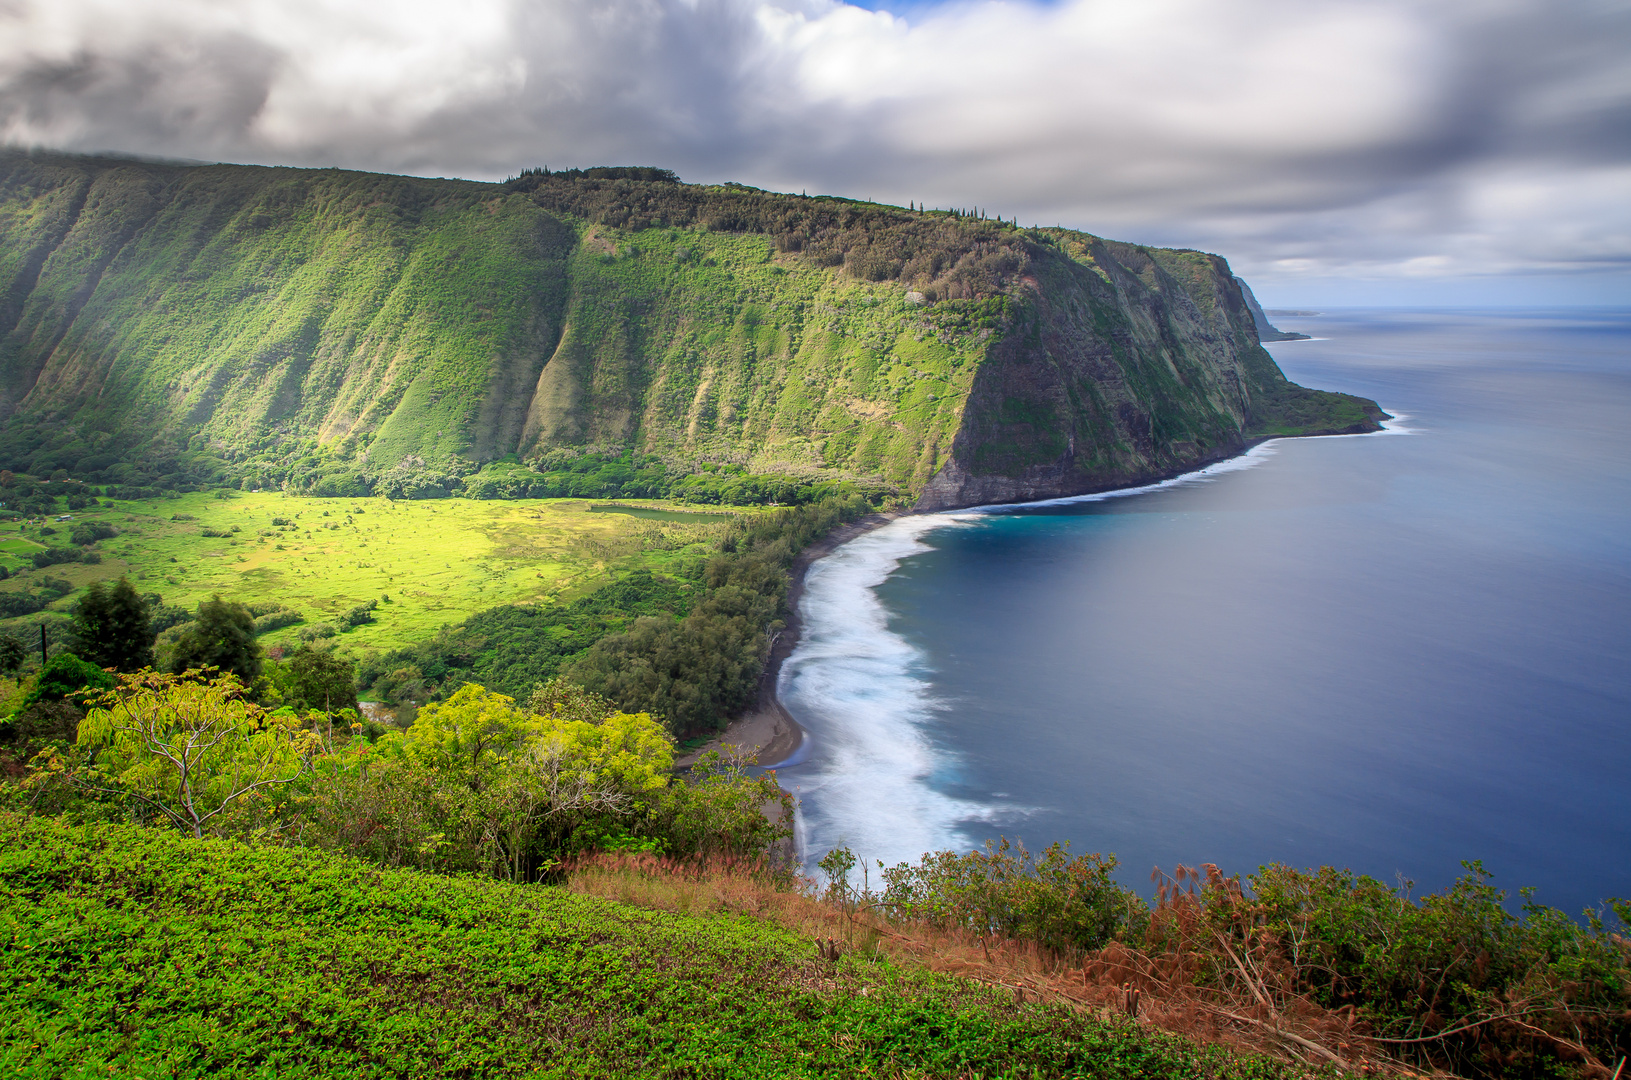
xmin=0 ymin=0 xmax=1625 ymax=293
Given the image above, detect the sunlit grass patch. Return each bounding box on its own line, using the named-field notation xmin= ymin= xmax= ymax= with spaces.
xmin=0 ymin=493 xmax=749 ymax=650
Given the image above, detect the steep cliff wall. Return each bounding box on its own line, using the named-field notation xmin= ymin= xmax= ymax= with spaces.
xmin=916 ymin=241 xmax=1381 ymax=508
xmin=0 ymin=151 xmax=1382 ymax=503
xmin=1234 ymin=275 xmax=1311 ymax=343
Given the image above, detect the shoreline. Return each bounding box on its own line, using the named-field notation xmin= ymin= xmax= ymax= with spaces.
xmin=676 ymin=412 xmax=1395 ymax=772
xmin=673 ymin=509 xmax=908 ymax=771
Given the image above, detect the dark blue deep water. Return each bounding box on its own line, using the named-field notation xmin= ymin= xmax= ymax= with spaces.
xmin=778 ymin=309 xmax=1631 ymax=914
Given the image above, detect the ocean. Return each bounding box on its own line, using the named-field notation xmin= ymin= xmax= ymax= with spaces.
xmin=774 ymin=308 xmax=1631 ymax=915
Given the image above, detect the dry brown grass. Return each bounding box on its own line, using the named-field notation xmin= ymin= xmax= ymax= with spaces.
xmin=565 ymin=852 xmax=1445 ymax=1078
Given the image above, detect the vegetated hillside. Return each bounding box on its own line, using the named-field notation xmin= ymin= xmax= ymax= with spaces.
xmin=0 ymin=815 xmax=1296 ymax=1080
xmin=0 ymin=150 xmax=1383 ymax=512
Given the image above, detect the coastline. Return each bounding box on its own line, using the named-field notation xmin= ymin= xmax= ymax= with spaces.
xmin=673 ymin=509 xmax=909 ymax=771
xmin=674 ymin=412 xmax=1396 ymax=773
xmin=675 ymin=401 xmax=1402 ymax=773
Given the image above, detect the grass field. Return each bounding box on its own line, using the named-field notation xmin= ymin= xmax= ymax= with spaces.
xmin=0 ymin=493 xmax=743 ymax=652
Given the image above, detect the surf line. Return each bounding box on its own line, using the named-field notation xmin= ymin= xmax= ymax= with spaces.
xmin=775 ymin=512 xmax=999 ymax=870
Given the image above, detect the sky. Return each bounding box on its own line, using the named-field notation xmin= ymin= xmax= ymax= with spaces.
xmin=0 ymin=0 xmax=1626 ymax=306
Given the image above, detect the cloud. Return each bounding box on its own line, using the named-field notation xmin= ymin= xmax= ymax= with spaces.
xmin=0 ymin=0 xmax=1626 ymax=298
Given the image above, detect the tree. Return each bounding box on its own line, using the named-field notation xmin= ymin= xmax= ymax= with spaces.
xmin=168 ymin=595 xmax=261 ymax=682
xmin=0 ymin=633 xmax=23 ymax=684
xmin=380 ymin=683 xmax=675 ymax=880
xmin=22 ymin=651 xmax=116 ymax=710
xmin=526 ymin=676 xmax=618 ymax=726
xmin=73 ymin=670 xmax=312 ymax=838
xmin=275 ymin=647 xmax=358 ymax=714
xmin=73 ymin=576 xmax=153 ymax=671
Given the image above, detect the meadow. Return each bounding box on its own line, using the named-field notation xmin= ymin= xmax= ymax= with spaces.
xmin=0 ymin=492 xmax=740 ymax=653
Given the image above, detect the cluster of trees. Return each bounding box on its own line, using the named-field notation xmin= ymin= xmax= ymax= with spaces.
xmin=0 ymin=579 xmax=358 ymax=762
xmin=271 ymin=448 xmax=891 ymax=507
xmin=22 ymin=670 xmax=790 ymax=874
xmin=502 ymin=168 xmax=1040 ymax=301
xmin=0 ymin=471 xmax=110 ymax=515
xmin=467 ymin=452 xmax=889 ymax=506
xmin=0 ymin=425 xmax=231 ymax=497
xmin=356 ymin=569 xmax=698 ymax=707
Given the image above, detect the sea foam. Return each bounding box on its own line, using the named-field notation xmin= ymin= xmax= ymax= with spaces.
xmin=777 ymin=514 xmax=1006 ymax=870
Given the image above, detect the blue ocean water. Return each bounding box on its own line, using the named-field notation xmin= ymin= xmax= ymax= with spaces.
xmin=776 ymin=309 xmax=1631 ymax=914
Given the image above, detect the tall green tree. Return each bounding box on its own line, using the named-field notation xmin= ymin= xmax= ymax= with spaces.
xmin=168 ymin=595 xmax=262 ymax=683
xmin=74 ymin=670 xmax=311 ymax=838
xmin=276 ymin=647 xmax=358 ymax=714
xmin=0 ymin=633 xmax=23 ymax=684
xmin=73 ymin=577 xmax=153 ymax=671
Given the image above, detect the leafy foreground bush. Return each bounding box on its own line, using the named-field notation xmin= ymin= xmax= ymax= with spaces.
xmin=0 ymin=816 xmax=1304 ymax=1080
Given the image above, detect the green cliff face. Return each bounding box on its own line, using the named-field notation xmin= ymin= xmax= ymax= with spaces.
xmin=0 ymin=151 xmax=1383 ymax=509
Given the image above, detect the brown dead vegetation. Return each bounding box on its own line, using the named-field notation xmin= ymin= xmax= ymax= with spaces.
xmin=566 ymin=852 xmax=1433 ymax=1077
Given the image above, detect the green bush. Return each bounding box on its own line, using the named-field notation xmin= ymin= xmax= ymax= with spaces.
xmin=68 ymin=521 xmax=116 ymax=546
xmin=250 ymin=608 xmax=302 ymax=634
xmin=29 ymin=546 xmax=98 ymax=569
xmin=815 ymin=838 xmax=1631 ymax=1079
xmin=20 ymin=651 xmax=115 ymax=710
xmin=340 ymin=600 xmax=377 ymax=628
xmin=0 ymin=593 xmax=46 ymax=618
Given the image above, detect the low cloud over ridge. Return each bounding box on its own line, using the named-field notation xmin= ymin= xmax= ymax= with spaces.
xmin=1 ymin=0 xmax=1626 ymax=301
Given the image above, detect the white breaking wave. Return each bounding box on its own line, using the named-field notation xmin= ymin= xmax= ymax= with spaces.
xmin=778 ymin=514 xmax=1006 ymax=871
xmin=967 ymin=409 xmax=1410 ymax=514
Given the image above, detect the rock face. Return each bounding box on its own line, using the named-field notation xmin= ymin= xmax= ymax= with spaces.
xmin=0 ymin=150 xmax=1381 ymax=503
xmin=915 ymin=247 xmax=1384 ymax=510
xmin=1234 ymin=275 xmax=1312 ymax=343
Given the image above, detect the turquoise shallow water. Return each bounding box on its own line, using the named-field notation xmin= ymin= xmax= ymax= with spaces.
xmin=777 ymin=309 xmax=1631 ymax=914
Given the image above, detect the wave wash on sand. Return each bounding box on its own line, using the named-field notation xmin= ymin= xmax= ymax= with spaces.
xmin=777 ymin=514 xmax=1000 ymax=870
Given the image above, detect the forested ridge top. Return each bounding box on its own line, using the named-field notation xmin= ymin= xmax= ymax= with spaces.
xmin=0 ymin=149 xmax=1381 ymax=510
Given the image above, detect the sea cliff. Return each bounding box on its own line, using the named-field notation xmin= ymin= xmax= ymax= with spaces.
xmin=0 ymin=150 xmax=1382 ymax=503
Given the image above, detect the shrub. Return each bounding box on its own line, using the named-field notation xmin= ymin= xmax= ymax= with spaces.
xmin=30 ymin=546 xmax=99 ymax=569
xmin=35 ymin=575 xmax=73 ymax=600
xmin=69 ymin=521 xmax=117 ymax=546
xmin=0 ymin=593 xmax=47 ymax=618
xmin=21 ymin=651 xmax=116 ymax=710
xmin=251 ymin=608 xmax=302 ymax=634
xmin=340 ymin=600 xmax=377 ymax=628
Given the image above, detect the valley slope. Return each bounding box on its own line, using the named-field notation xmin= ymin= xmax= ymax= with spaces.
xmin=0 ymin=151 xmax=1382 ymax=510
